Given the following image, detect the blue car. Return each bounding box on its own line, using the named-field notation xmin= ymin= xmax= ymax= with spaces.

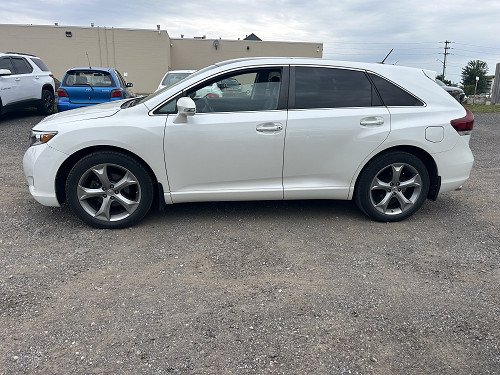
xmin=57 ymin=67 xmax=134 ymax=111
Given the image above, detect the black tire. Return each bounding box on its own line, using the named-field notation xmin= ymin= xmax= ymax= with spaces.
xmin=354 ymin=151 xmax=430 ymax=222
xmin=38 ymin=89 xmax=54 ymax=115
xmin=65 ymin=151 xmax=154 ymax=229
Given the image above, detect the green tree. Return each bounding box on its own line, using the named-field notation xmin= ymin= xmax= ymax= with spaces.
xmin=461 ymin=60 xmax=488 ymax=95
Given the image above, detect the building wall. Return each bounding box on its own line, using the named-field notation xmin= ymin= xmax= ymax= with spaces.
xmin=0 ymin=24 xmax=171 ymax=94
xmin=1 ymin=24 xmax=323 ymax=94
xmin=170 ymin=38 xmax=323 ymax=70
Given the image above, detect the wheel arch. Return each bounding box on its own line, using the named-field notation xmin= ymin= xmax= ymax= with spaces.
xmin=352 ymin=145 xmax=439 ymax=200
xmin=55 ymin=145 xmax=162 ymax=205
xmin=42 ymin=83 xmax=55 ymax=95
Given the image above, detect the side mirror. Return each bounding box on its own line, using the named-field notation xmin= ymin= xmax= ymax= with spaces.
xmin=0 ymin=69 xmax=12 ymax=77
xmin=126 ymin=82 xmax=133 ymax=88
xmin=174 ymin=97 xmax=196 ymax=123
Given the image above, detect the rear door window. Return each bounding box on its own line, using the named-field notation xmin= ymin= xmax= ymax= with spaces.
xmin=293 ymin=67 xmax=381 ymax=109
xmin=11 ymin=57 xmax=33 ymax=74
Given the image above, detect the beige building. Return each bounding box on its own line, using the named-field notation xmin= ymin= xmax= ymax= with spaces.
xmin=0 ymin=24 xmax=323 ymax=93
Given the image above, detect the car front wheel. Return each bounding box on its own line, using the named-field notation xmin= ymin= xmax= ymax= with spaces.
xmin=66 ymin=152 xmax=154 ymax=229
xmin=355 ymin=151 xmax=430 ymax=222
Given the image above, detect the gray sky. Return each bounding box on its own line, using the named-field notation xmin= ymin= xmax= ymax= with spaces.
xmin=1 ymin=0 xmax=499 ymax=83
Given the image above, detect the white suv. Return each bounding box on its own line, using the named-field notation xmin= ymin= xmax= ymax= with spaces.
xmin=0 ymin=52 xmax=55 ymax=116
xmin=24 ymin=58 xmax=474 ymax=228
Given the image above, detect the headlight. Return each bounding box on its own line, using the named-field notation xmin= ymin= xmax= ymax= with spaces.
xmin=30 ymin=131 xmax=58 ymax=146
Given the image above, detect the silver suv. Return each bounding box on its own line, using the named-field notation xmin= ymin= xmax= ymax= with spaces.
xmin=0 ymin=52 xmax=55 ymax=116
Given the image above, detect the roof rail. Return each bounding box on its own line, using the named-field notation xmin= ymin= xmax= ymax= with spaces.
xmin=5 ymin=51 xmax=38 ymax=57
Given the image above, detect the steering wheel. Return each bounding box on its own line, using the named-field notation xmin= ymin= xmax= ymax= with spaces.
xmin=199 ymin=96 xmax=214 ymax=113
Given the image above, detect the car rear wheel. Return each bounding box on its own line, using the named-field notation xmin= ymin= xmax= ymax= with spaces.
xmin=354 ymin=151 xmax=430 ymax=222
xmin=66 ymin=152 xmax=154 ymax=229
xmin=38 ymin=89 xmax=54 ymax=115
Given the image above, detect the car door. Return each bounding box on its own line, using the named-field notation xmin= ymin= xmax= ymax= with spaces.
xmin=283 ymin=66 xmax=391 ymax=200
xmin=10 ymin=57 xmax=37 ymax=101
xmin=0 ymin=57 xmax=18 ymax=106
xmin=160 ymin=66 xmax=288 ymax=203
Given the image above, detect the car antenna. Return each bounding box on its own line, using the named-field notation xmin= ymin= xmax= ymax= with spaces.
xmin=379 ymin=48 xmax=394 ymax=64
xmin=85 ymin=52 xmax=92 ymax=69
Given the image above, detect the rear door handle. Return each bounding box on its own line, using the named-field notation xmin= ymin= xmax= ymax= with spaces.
xmin=256 ymin=122 xmax=283 ymax=133
xmin=15 ymin=78 xmax=21 ymax=81
xmin=360 ymin=116 xmax=384 ymax=127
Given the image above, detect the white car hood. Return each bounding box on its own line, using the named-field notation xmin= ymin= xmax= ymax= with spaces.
xmin=34 ymin=100 xmax=125 ymax=129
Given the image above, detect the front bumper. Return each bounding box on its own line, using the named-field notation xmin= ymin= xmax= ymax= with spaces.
xmin=23 ymin=144 xmax=68 ymax=206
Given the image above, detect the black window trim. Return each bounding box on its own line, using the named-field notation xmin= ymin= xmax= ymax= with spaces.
xmin=151 ymin=64 xmax=290 ymax=116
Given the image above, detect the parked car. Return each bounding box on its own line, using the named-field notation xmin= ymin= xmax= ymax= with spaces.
xmin=436 ymin=79 xmax=466 ymax=103
xmin=24 ymin=58 xmax=474 ymax=229
xmin=218 ymin=77 xmax=242 ymax=95
xmin=0 ymin=52 xmax=55 ymax=116
xmin=156 ymin=69 xmax=195 ymax=91
xmin=57 ymin=67 xmax=134 ymax=111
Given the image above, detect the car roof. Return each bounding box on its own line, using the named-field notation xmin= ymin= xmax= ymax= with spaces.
xmin=166 ymin=70 xmax=196 ymax=74
xmin=67 ymin=67 xmax=116 ymax=73
xmin=0 ymin=51 xmax=39 ymax=58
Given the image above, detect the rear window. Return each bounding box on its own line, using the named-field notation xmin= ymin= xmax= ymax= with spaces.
xmin=63 ymin=70 xmax=115 ymax=87
xmin=369 ymin=73 xmax=424 ymax=107
xmin=30 ymin=58 xmax=50 ymax=72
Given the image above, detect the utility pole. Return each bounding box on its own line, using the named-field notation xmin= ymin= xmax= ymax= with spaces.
xmin=440 ymin=40 xmax=453 ymax=79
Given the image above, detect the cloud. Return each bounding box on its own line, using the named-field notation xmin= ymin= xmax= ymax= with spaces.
xmin=1 ymin=0 xmax=499 ymax=82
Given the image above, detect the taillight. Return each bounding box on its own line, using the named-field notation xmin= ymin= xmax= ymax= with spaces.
xmin=56 ymin=88 xmax=68 ymax=97
xmin=450 ymin=108 xmax=474 ymax=135
xmin=111 ymin=89 xmax=123 ymax=98
xmin=205 ymin=93 xmax=219 ymax=99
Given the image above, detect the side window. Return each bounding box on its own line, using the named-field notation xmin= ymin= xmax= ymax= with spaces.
xmin=369 ymin=73 xmax=424 ymax=106
xmin=11 ymin=57 xmax=33 ymax=74
xmin=294 ymin=67 xmax=381 ymax=109
xmin=0 ymin=58 xmax=14 ymax=72
xmin=30 ymin=58 xmax=50 ymax=72
xmin=186 ymin=68 xmax=282 ymax=113
xmin=155 ymin=68 xmax=283 ymax=115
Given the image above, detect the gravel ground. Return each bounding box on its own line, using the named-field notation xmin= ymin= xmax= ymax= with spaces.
xmin=0 ymin=110 xmax=499 ymax=374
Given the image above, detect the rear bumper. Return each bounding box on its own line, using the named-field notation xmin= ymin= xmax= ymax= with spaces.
xmin=57 ymin=101 xmax=96 ymax=112
xmin=57 ymin=98 xmax=123 ymax=112
xmin=433 ymin=136 xmax=474 ymax=194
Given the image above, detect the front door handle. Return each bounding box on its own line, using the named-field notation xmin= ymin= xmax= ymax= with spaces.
xmin=256 ymin=122 xmax=283 ymax=133
xmin=360 ymin=116 xmax=384 ymax=127
xmin=15 ymin=78 xmax=21 ymax=82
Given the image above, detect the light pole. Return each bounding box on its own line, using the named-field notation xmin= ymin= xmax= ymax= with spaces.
xmin=474 ymin=76 xmax=479 ymax=104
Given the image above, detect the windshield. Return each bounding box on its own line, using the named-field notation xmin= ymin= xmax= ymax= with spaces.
xmin=435 ymin=79 xmax=446 ymax=87
xmin=161 ymin=72 xmax=193 ymax=87
xmin=135 ymin=64 xmax=218 ymax=105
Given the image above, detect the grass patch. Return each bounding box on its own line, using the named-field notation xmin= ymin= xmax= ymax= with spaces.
xmin=465 ymin=104 xmax=500 ymax=113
